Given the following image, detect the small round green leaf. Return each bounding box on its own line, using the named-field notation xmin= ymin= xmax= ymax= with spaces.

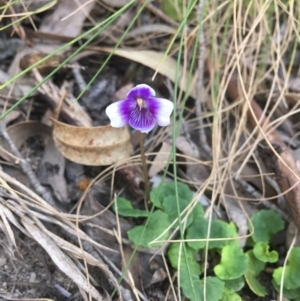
xmin=253 ymin=242 xmax=278 ymax=263
xmin=250 ymin=210 xmax=284 ymax=243
xmin=214 ymin=245 xmax=247 ymax=280
xmin=221 ymin=288 xmax=242 ymax=301
xmin=272 ymin=247 xmax=300 ymax=290
xmin=127 ymin=210 xmax=170 ymax=248
xmin=224 ymin=277 xmax=245 ymax=292
xmin=272 ymin=279 xmax=300 ymax=299
xmin=167 ymin=243 xmax=201 ymax=274
xmin=199 ymin=277 xmax=225 ymax=301
xmin=114 ymin=197 xmax=149 ymax=217
xmin=150 ymin=181 xmax=193 ymax=208
xmin=187 ymin=219 xmax=238 ymax=251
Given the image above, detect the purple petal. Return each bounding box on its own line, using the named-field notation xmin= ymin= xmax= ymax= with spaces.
xmin=128 ymin=106 xmax=156 ymax=133
xmin=106 ymin=98 xmax=135 ymax=128
xmin=145 ymin=97 xmax=174 ymax=127
xmin=127 ymin=84 xmax=155 ymax=100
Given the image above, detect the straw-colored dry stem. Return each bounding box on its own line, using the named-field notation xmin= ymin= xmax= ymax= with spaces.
xmin=227 ymin=79 xmax=300 ymax=231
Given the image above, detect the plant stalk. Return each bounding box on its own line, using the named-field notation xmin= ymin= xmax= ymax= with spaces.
xmin=139 ymin=131 xmax=150 ymax=207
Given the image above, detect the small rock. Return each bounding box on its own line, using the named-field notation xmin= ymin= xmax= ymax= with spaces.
xmin=29 ymin=272 xmax=36 ymax=283
xmin=0 ymin=257 xmax=6 ymax=267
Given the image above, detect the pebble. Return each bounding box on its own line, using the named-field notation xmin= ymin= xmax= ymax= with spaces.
xmin=0 ymin=257 xmax=6 ymax=267
xmin=29 ymin=272 xmax=36 ymax=283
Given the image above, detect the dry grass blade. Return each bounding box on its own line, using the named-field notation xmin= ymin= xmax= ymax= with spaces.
xmin=0 ymin=175 xmax=122 ymax=300
xmin=0 ymin=201 xmax=30 ymax=237
xmin=227 ymin=79 xmax=300 ymax=231
xmin=21 ymin=215 xmax=107 ymax=301
xmin=0 ymin=203 xmax=18 ymax=251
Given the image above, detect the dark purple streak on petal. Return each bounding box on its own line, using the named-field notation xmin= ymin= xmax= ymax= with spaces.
xmin=129 ymin=106 xmax=156 ymax=133
xmin=144 ymin=97 xmax=161 ymax=119
xmin=118 ymin=98 xmax=136 ymax=122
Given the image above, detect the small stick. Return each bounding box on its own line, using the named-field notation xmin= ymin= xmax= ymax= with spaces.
xmin=139 ymin=131 xmax=150 ymax=207
xmin=195 ymin=0 xmax=210 ymax=156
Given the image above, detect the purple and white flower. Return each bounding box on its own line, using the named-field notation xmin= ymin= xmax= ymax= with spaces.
xmin=105 ymin=84 xmax=174 ymax=133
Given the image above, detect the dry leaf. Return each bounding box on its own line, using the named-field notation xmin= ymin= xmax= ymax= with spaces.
xmin=148 ymin=142 xmax=172 ymax=178
xmin=223 ymin=196 xmax=253 ymax=248
xmin=147 ymin=268 xmax=167 ymax=286
xmin=88 ymin=47 xmax=198 ymax=98
xmin=175 ymin=136 xmax=209 ymax=182
xmin=8 ymin=0 xmax=95 ymax=76
xmin=122 ymin=246 xmax=144 ymax=293
xmin=38 ymin=0 xmax=96 ymax=52
xmin=113 ymin=83 xmax=134 ymax=101
xmin=101 ymin=0 xmax=132 ymax=8
xmin=286 ymin=221 xmax=300 ymax=248
xmin=0 ymin=122 xmax=68 ymax=203
xmin=52 ymin=119 xmax=133 ymax=165
xmin=116 ymin=164 xmax=144 ymax=199
xmin=19 ymin=51 xmax=65 ymax=75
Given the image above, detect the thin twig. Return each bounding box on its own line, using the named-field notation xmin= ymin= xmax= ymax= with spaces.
xmin=195 ymin=0 xmax=210 ymax=156
xmin=72 ymin=62 xmax=87 ymax=93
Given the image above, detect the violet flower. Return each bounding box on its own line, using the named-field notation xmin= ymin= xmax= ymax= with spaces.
xmin=106 ymin=84 xmax=174 ymax=133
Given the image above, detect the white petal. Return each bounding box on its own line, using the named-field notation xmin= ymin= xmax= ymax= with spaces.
xmin=155 ymin=98 xmax=174 ymax=126
xmin=105 ymin=101 xmax=128 ymax=128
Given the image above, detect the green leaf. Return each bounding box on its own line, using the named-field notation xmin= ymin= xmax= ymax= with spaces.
xmin=214 ymin=245 xmax=247 ymax=280
xmin=245 ymin=273 xmax=267 ymax=297
xmin=187 ymin=219 xmax=238 ymax=250
xmin=225 ymin=222 xmax=240 ymax=247
xmin=150 ymin=181 xmax=193 ymax=208
xmin=113 ymin=197 xmax=149 ymax=217
xmin=250 ymin=210 xmax=284 ymax=243
xmin=181 ymin=275 xmax=225 ymax=301
xmin=168 ymin=243 xmax=203 ymax=301
xmin=245 ymin=250 xmax=265 ymax=275
xmin=272 ymin=280 xmax=300 ymax=299
xmin=127 ymin=210 xmax=170 ymax=248
xmin=191 ymin=202 xmax=205 ymax=220
xmin=151 ymin=182 xmax=204 ymax=228
xmin=253 ymin=242 xmax=278 ymax=263
xmin=180 ymin=268 xmax=203 ymax=301
xmin=224 ymin=277 xmax=245 ymax=292
xmin=220 ymin=288 xmax=242 ymax=301
xmin=161 ymin=0 xmax=195 ymax=22
xmin=199 ymin=277 xmax=225 ymax=301
xmin=273 ymin=247 xmax=300 ymax=290
xmin=163 ymin=195 xmax=193 ymax=228
xmin=244 ymin=250 xmax=267 ymax=297
xmin=167 ymin=243 xmax=201 ymax=274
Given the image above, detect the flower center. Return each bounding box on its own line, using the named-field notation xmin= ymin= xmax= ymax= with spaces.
xmin=136 ymin=97 xmax=146 ymax=110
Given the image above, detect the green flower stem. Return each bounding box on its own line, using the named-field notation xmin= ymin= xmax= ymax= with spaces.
xmin=139 ymin=131 xmax=150 ymax=208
